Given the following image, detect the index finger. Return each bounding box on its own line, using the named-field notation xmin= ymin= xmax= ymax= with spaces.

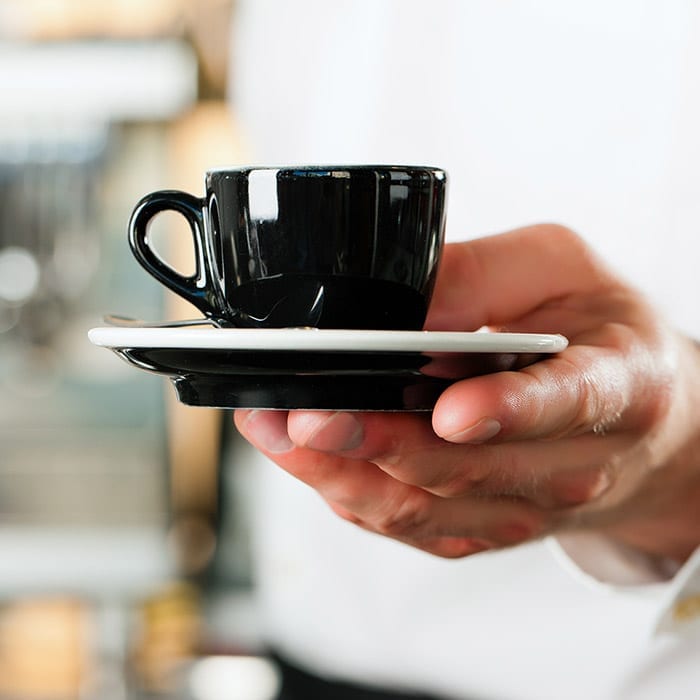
xmin=425 ymin=224 xmax=617 ymax=331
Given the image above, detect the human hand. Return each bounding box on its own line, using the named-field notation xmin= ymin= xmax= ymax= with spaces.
xmin=235 ymin=225 xmax=700 ymax=562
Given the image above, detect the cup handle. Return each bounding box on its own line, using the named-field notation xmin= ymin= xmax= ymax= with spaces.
xmin=128 ymin=190 xmax=218 ymax=319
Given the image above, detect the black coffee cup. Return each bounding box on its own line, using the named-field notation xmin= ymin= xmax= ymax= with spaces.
xmin=128 ymin=165 xmax=447 ymax=329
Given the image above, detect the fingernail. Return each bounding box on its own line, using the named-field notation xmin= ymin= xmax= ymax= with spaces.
xmin=446 ymin=417 xmax=501 ymax=444
xmin=241 ymin=410 xmax=294 ymax=454
xmin=303 ymin=412 xmax=364 ymax=452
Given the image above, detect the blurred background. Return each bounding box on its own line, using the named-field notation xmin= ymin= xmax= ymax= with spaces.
xmin=7 ymin=2 xmax=700 ymax=699
xmin=0 ymin=1 xmax=274 ymax=698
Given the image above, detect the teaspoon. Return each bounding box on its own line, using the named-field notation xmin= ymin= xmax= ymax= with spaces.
xmin=103 ymin=314 xmax=219 ymax=329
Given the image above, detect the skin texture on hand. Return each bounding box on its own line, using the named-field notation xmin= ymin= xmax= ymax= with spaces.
xmin=234 ymin=224 xmax=700 ymax=563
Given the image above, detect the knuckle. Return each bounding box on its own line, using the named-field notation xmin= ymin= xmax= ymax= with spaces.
xmin=549 ymin=466 xmax=612 ymax=507
xmin=427 ymin=463 xmax=489 ymax=498
xmin=538 ymin=222 xmax=580 ymax=244
xmin=541 ymin=323 xmax=660 ymax=439
xmin=326 ymin=477 xmax=364 ymax=507
xmin=634 ymin=332 xmax=676 ymax=433
xmin=599 ymin=321 xmax=636 ymax=353
xmin=373 ymin=489 xmax=431 ymax=538
xmin=570 ymin=327 xmax=635 ymax=436
xmin=326 ymin=500 xmax=363 ymax=526
xmin=537 ymin=223 xmax=614 ymax=285
xmin=576 ymin=370 xmax=608 ymax=435
xmin=425 ymin=538 xmax=495 ymax=559
xmin=638 ymin=377 xmax=673 ymax=433
xmin=492 ymin=510 xmax=546 ymax=545
xmin=537 ymin=223 xmax=589 ymax=261
xmin=429 ymin=448 xmax=532 ymax=500
xmin=484 ymin=447 xmax=533 ymax=496
xmin=378 ymin=446 xmax=490 ymax=498
xmin=545 ymin=350 xmax=610 ymax=438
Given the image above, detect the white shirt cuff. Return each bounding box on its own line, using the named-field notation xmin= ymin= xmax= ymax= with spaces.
xmin=548 ymin=534 xmax=700 ymax=637
xmin=547 ymin=533 xmax=681 ymax=589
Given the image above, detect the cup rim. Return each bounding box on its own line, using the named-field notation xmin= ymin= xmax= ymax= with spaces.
xmin=206 ymin=164 xmax=447 ymax=177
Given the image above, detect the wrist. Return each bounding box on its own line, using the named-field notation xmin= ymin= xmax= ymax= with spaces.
xmin=602 ymin=334 xmax=700 ymax=563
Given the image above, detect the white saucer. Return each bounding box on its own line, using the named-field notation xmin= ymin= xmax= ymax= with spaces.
xmin=88 ymin=327 xmax=568 ymax=354
xmin=88 ymin=326 xmax=568 ymax=410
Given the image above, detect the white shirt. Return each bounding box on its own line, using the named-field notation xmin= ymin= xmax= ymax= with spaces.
xmin=229 ymin=2 xmax=700 ymax=698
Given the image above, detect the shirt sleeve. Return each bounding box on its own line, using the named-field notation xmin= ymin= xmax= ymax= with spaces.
xmin=548 ymin=534 xmax=700 ymax=636
xmin=548 ymin=533 xmax=682 ymax=588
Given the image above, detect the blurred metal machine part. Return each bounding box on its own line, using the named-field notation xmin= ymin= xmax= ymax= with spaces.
xmin=0 ymin=7 xmax=264 ymax=697
xmin=0 ymin=27 xmax=198 ymax=524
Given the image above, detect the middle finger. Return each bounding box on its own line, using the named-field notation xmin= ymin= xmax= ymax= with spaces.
xmin=286 ymin=410 xmax=625 ymax=508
